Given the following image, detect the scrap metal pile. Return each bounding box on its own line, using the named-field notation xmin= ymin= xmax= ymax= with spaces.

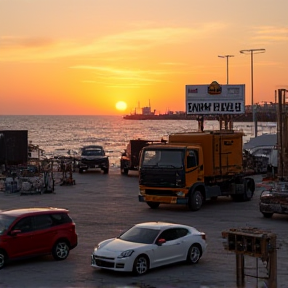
xmin=243 ymin=149 xmax=270 ymax=174
xmin=0 ymin=157 xmax=76 ymax=195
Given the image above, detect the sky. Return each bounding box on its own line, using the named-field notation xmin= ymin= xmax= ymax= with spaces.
xmin=0 ymin=0 xmax=288 ymax=115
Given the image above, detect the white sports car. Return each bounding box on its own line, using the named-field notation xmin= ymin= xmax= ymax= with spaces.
xmin=91 ymin=222 xmax=207 ymax=275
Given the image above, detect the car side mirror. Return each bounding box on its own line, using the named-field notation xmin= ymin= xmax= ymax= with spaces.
xmin=10 ymin=229 xmax=21 ymax=236
xmin=157 ymin=238 xmax=166 ymax=246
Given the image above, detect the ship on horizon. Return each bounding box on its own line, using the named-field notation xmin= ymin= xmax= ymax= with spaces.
xmin=123 ymin=101 xmax=277 ymax=122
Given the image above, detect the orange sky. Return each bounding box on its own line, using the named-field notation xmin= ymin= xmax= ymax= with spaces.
xmin=0 ymin=0 xmax=287 ymax=115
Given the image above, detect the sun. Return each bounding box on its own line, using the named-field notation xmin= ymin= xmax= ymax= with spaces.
xmin=115 ymin=101 xmax=127 ymax=111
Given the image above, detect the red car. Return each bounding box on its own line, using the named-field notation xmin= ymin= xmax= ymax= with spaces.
xmin=0 ymin=207 xmax=78 ymax=269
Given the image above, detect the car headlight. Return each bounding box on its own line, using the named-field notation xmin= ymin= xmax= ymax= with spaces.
xmin=117 ymin=249 xmax=134 ymax=258
xmin=94 ymin=244 xmax=101 ymax=252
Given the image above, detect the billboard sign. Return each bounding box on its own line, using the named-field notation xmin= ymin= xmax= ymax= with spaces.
xmin=186 ymin=81 xmax=245 ymax=115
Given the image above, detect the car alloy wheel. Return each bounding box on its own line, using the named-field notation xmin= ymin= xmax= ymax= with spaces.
xmin=133 ymin=255 xmax=149 ymax=275
xmin=187 ymin=244 xmax=202 ymax=264
xmin=0 ymin=251 xmax=6 ymax=269
xmin=52 ymin=241 xmax=70 ymax=260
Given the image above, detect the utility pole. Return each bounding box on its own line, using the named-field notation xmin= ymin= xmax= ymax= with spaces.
xmin=240 ymin=48 xmax=266 ymax=137
xmin=218 ymin=54 xmax=234 ymax=130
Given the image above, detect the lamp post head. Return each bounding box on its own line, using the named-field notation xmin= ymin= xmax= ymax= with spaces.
xmin=218 ymin=55 xmax=235 ymax=58
xmin=240 ymin=49 xmax=266 ymax=54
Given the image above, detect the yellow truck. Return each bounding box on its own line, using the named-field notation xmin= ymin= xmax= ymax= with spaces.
xmin=138 ymin=130 xmax=255 ymax=211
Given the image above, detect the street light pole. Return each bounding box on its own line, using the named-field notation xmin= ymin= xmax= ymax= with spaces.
xmin=218 ymin=55 xmax=234 ymax=130
xmin=218 ymin=55 xmax=234 ymax=84
xmin=240 ymin=48 xmax=266 ymax=137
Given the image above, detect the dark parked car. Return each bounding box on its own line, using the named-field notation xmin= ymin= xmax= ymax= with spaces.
xmin=76 ymin=145 xmax=109 ymax=174
xmin=0 ymin=207 xmax=78 ymax=269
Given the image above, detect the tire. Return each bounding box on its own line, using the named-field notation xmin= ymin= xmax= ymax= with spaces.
xmin=242 ymin=178 xmax=255 ymax=201
xmin=0 ymin=250 xmax=7 ymax=270
xmin=133 ymin=255 xmax=149 ymax=275
xmin=52 ymin=241 xmax=70 ymax=260
xmin=120 ymin=161 xmax=129 ymax=175
xmin=103 ymin=167 xmax=109 ymax=174
xmin=262 ymin=212 xmax=273 ymax=218
xmin=147 ymin=202 xmax=160 ymax=209
xmin=79 ymin=168 xmax=84 ymax=174
xmin=188 ymin=190 xmax=203 ymax=211
xmin=186 ymin=244 xmax=202 ymax=264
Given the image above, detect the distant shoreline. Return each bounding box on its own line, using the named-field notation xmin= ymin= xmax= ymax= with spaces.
xmin=123 ymin=112 xmax=277 ymax=122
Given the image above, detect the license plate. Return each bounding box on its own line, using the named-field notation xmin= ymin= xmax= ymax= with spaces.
xmin=146 ymin=196 xmax=161 ymax=202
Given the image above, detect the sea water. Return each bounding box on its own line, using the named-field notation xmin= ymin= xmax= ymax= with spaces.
xmin=0 ymin=115 xmax=277 ymax=167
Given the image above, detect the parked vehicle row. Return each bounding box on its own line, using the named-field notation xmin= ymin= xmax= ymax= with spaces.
xmin=0 ymin=207 xmax=206 ymax=275
xmin=76 ymin=140 xmax=286 ymax=219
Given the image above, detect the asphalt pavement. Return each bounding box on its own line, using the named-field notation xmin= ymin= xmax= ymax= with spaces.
xmin=0 ymin=169 xmax=287 ymax=288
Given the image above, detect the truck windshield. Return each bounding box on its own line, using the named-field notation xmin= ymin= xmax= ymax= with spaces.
xmin=142 ymin=150 xmax=183 ymax=168
xmin=82 ymin=149 xmax=102 ymax=156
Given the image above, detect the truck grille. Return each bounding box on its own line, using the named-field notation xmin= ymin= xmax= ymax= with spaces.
xmin=139 ymin=169 xmax=184 ymax=187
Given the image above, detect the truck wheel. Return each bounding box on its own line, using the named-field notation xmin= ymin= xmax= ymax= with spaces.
xmin=121 ymin=168 xmax=128 ymax=175
xmin=242 ymin=178 xmax=255 ymax=201
xmin=147 ymin=202 xmax=160 ymax=209
xmin=189 ymin=190 xmax=203 ymax=211
xmin=79 ymin=168 xmax=84 ymax=174
xmin=103 ymin=167 xmax=109 ymax=174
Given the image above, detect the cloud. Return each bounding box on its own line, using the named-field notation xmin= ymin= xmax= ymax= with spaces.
xmin=0 ymin=24 xmax=224 ymax=62
xmin=73 ymin=65 xmax=175 ymax=87
xmin=252 ymin=26 xmax=288 ymax=42
xmin=160 ymin=62 xmax=187 ymax=66
xmin=0 ymin=36 xmax=57 ymax=48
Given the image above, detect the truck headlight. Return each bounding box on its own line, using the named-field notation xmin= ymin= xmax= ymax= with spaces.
xmin=140 ymin=189 xmax=145 ymax=195
xmin=176 ymin=191 xmax=185 ymax=197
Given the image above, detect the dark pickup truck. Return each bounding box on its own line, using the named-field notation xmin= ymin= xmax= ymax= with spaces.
xmin=76 ymin=145 xmax=109 ymax=174
xmin=120 ymin=139 xmax=164 ymax=175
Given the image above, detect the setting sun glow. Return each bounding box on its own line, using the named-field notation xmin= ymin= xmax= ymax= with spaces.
xmin=115 ymin=101 xmax=127 ymax=111
xmin=1 ymin=1 xmax=287 ymax=115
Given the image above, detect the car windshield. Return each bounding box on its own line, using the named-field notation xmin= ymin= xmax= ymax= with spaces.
xmin=142 ymin=149 xmax=183 ymax=168
xmin=119 ymin=227 xmax=160 ymax=244
xmin=82 ymin=149 xmax=102 ymax=156
xmin=0 ymin=214 xmax=16 ymax=235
